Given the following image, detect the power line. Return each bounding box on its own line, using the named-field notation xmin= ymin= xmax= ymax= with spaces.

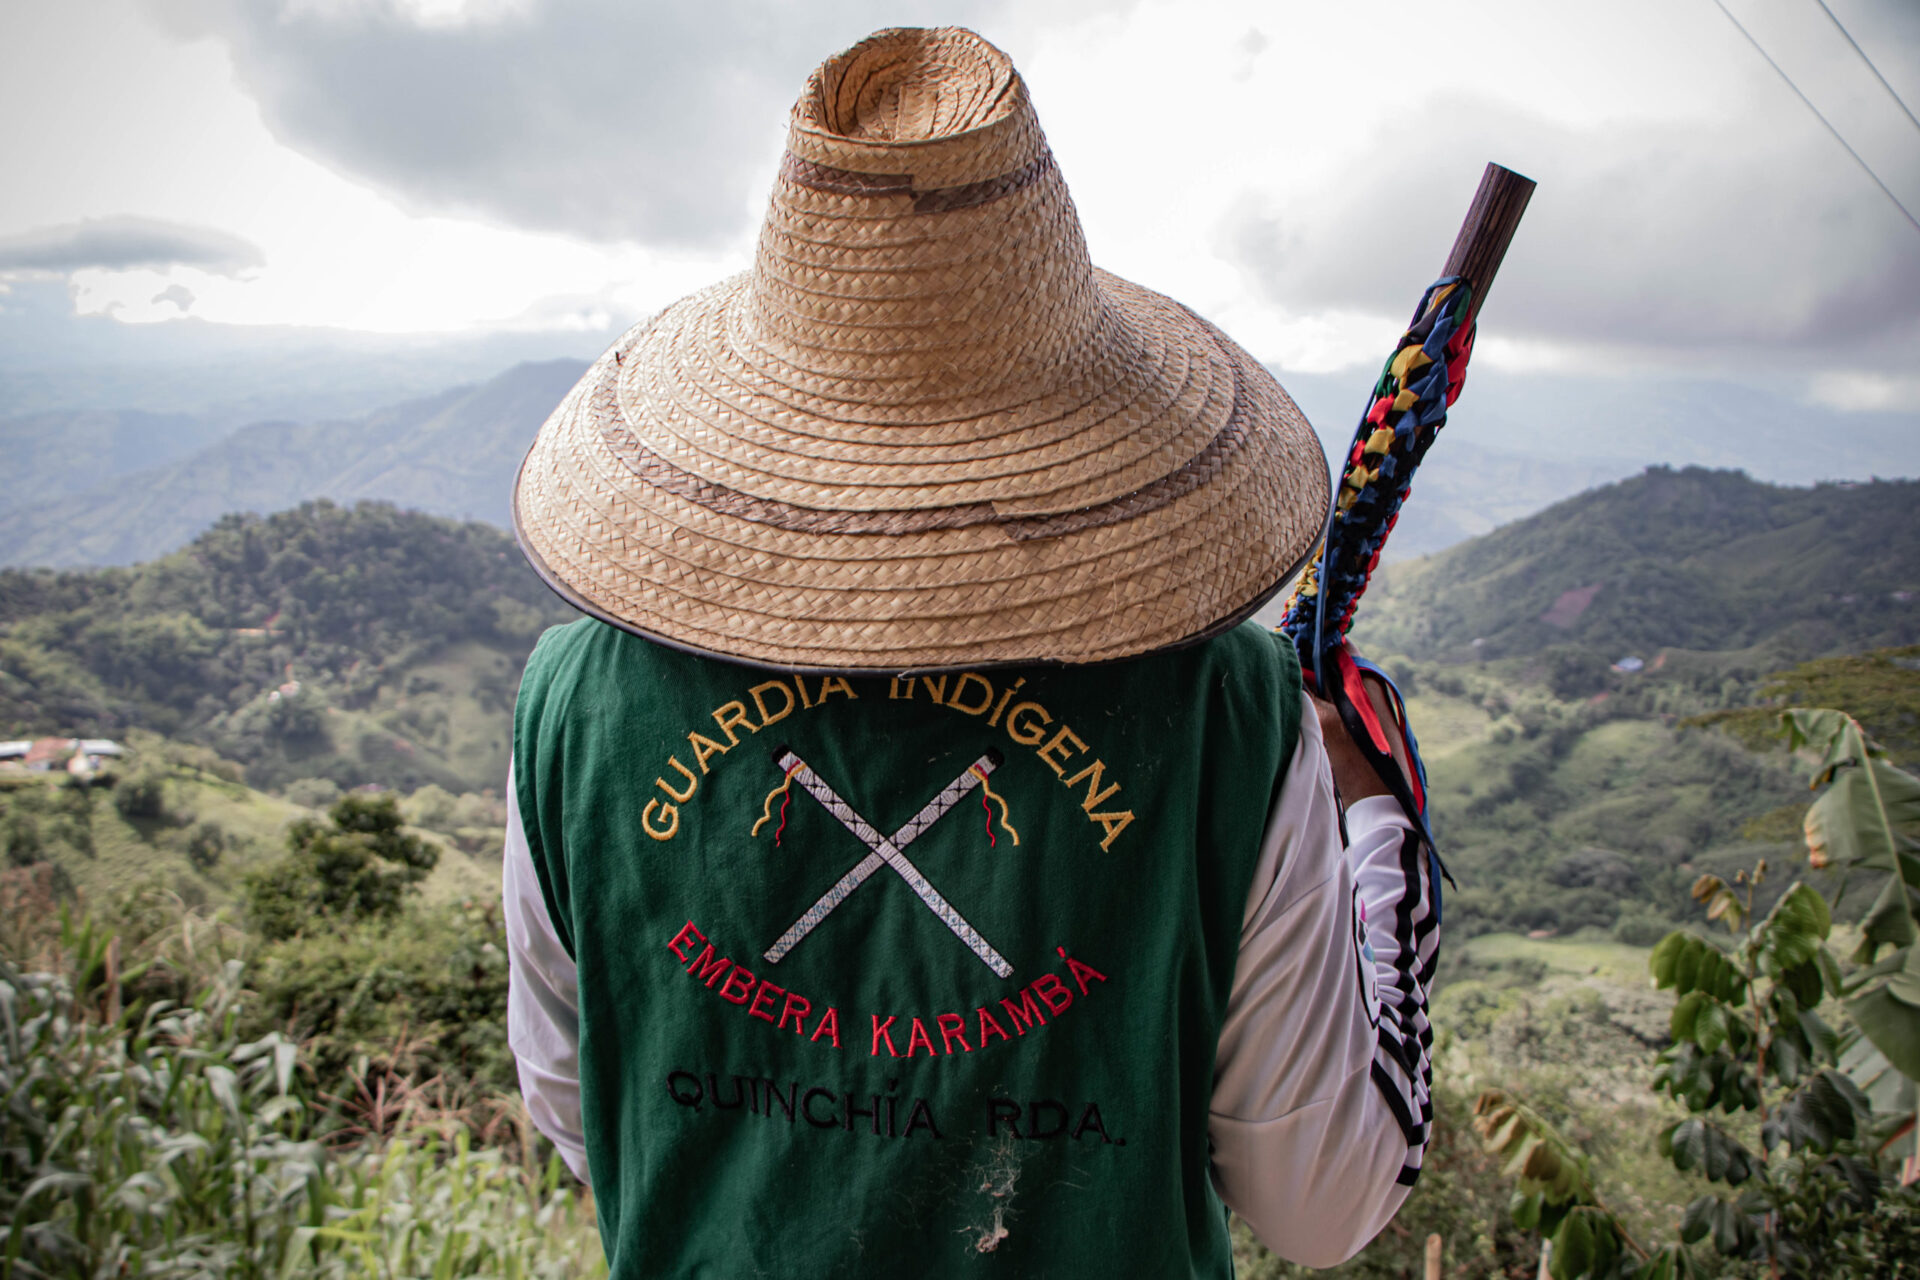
xmin=1710 ymin=0 xmax=1920 ymax=237
xmin=1811 ymin=0 xmax=1920 ymax=140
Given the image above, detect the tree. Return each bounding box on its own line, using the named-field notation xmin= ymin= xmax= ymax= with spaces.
xmin=112 ymin=767 xmax=167 ymax=820
xmin=184 ymin=820 xmax=225 ymax=871
xmin=245 ymin=794 xmax=437 ymax=941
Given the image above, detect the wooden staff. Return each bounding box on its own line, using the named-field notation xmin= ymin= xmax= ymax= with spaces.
xmin=1440 ymin=163 xmax=1535 ymax=328
xmin=1276 ymin=161 xmax=1534 ymax=828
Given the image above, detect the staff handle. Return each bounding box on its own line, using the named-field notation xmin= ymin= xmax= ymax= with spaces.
xmin=1435 ymin=162 xmax=1535 ymax=321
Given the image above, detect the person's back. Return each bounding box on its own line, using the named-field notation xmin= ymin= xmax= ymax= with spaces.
xmin=512 ymin=619 xmax=1302 ymax=1275
xmin=502 ymin=26 xmax=1439 ymax=1276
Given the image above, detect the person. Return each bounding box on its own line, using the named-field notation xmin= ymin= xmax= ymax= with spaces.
xmin=502 ymin=26 xmax=1439 ymax=1277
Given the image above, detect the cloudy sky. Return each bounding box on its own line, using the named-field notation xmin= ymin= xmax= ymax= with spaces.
xmin=3 ymin=0 xmax=1918 ymax=414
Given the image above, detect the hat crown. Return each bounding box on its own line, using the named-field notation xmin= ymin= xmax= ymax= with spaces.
xmin=799 ymin=26 xmax=1018 ymax=145
xmin=745 ymin=28 xmax=1109 ymax=419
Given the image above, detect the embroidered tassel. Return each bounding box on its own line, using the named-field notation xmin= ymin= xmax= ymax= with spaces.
xmin=970 ymin=765 xmax=1020 ymax=847
xmin=752 ymin=763 xmax=802 ymax=844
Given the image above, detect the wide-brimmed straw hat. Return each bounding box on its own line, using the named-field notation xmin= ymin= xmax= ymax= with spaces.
xmin=513 ymin=26 xmax=1328 ymax=673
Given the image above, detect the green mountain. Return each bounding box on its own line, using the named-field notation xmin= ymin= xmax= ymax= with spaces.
xmin=0 ymin=360 xmax=585 ymax=568
xmin=1332 ymin=468 xmax=1920 ymax=942
xmin=0 ymin=501 xmax=576 ymax=792
xmin=1351 ymin=467 xmax=1920 ymax=667
xmin=5 ymin=464 xmax=1915 ymax=943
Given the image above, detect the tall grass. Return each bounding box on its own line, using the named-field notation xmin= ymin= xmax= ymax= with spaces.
xmin=0 ymin=887 xmax=604 ymax=1279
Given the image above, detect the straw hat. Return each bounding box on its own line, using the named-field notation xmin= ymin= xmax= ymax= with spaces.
xmin=513 ymin=26 xmax=1328 ymax=673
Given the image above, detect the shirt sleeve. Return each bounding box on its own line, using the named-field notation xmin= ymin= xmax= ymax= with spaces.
xmin=1208 ymin=705 xmax=1437 ymax=1267
xmin=501 ymin=762 xmax=592 ymax=1185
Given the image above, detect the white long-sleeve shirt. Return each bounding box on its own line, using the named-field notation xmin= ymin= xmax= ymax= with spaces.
xmin=503 ymin=704 xmax=1435 ymax=1268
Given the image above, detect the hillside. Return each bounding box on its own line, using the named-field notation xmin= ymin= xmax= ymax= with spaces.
xmin=0 ymin=735 xmax=499 ymax=914
xmin=0 ymin=360 xmax=585 ymax=567
xmin=1382 ymin=660 xmax=1814 ymax=940
xmin=0 ymin=409 xmax=235 ymax=513
xmin=0 ymin=501 xmax=576 ymax=792
xmin=1351 ymin=467 xmax=1920 ymax=665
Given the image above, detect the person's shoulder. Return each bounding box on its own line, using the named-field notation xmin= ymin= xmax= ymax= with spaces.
xmin=1187 ymin=620 xmax=1305 ymax=762
xmin=518 ymin=618 xmax=646 ymax=706
xmin=1186 ymin=619 xmax=1302 ymax=689
xmin=526 ymin=616 xmax=648 ymax=669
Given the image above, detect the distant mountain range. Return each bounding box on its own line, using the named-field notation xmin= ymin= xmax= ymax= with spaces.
xmin=0 ymin=361 xmax=583 ymax=567
xmin=2 ymin=357 xmax=1645 ymax=570
xmin=8 ymin=337 xmax=1920 ymax=573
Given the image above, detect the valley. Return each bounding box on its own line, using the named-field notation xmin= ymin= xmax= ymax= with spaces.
xmin=3 ymin=466 xmax=1916 ymax=1277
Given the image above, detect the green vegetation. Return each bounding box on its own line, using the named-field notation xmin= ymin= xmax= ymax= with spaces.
xmin=1699 ymin=646 xmax=1920 ymax=771
xmin=1452 ymin=709 xmax=1920 ymax=1278
xmin=1361 ymin=660 xmax=1815 ymax=940
xmin=244 ymin=794 xmax=437 ymax=942
xmin=0 ymin=901 xmax=601 ymax=1278
xmin=0 ymin=500 xmax=574 ymax=792
xmin=4 ymin=465 xmax=1918 ymax=1275
xmin=0 ymin=735 xmax=499 ymax=923
xmin=1354 ymin=468 xmax=1919 ymax=667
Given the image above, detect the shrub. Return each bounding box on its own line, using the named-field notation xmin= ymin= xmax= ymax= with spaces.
xmin=2 ymin=812 xmax=43 ymax=867
xmin=247 ymin=900 xmax=515 ymax=1097
xmin=286 ymin=775 xmax=342 ymax=808
xmin=245 ymin=793 xmax=437 ymax=941
xmin=1612 ymin=910 xmax=1671 ymax=946
xmin=402 ymin=782 xmax=459 ymax=831
xmin=185 ymin=819 xmax=226 ymax=870
xmin=112 ymin=766 xmax=168 ymax=819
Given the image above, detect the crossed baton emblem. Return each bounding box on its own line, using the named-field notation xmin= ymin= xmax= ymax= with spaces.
xmin=761 ymin=745 xmax=1013 ymax=979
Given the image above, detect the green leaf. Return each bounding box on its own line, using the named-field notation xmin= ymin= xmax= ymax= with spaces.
xmin=1551 ymin=1209 xmax=1594 ymax=1280
xmin=1637 ymin=1243 xmax=1696 ymax=1280
xmin=1815 ymin=946 xmax=1846 ymax=999
xmin=1808 ymin=759 xmax=1920 ymax=869
xmin=1709 ymin=1199 xmax=1750 ymax=1256
xmin=1652 ymin=932 xmax=1686 ymax=988
xmin=1854 ymin=867 xmax=1920 ymax=963
xmin=1845 ymin=976 xmax=1920 ymax=1079
xmin=1698 ymin=1003 xmax=1731 ymax=1054
xmin=1765 ymin=1069 xmax=1871 ymax=1155
xmin=1670 ymin=991 xmax=1707 ymax=1042
xmin=1781 ymin=708 xmax=1865 ymax=782
xmin=1768 ymin=1031 xmax=1808 ymax=1088
xmin=1799 ymin=1006 xmax=1840 ymax=1064
xmin=1674 ymin=938 xmax=1703 ymax=995
xmin=1763 ymin=883 xmax=1832 ymax=972
xmin=1510 ymin=1189 xmax=1542 ymax=1231
xmin=1666 ymin=1117 xmax=1754 ymax=1184
xmin=1578 ymin=1207 xmax=1620 ymax=1276
xmin=1780 ymin=960 xmax=1824 ymax=1012
xmin=1889 ymin=940 xmax=1920 ymax=1006
xmin=1668 ymin=1118 xmax=1707 ymax=1172
xmin=1678 ymin=1196 xmax=1715 ymax=1245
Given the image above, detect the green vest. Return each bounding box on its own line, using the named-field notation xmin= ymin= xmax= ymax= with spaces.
xmin=514 ymin=619 xmax=1302 ymax=1278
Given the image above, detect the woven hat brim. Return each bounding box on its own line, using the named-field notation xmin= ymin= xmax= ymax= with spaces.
xmin=511 ymin=271 xmax=1329 ymax=673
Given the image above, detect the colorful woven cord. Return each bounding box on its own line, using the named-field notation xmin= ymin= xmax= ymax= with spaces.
xmin=1273 ymin=275 xmax=1474 ymax=891
xmin=1277 ymin=275 xmax=1476 ymax=668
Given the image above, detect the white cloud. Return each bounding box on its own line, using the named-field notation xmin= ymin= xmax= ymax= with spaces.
xmin=1806 ymin=370 xmax=1920 ymax=412
xmin=0 ymin=217 xmax=263 ymax=275
xmin=4 ymin=0 xmax=1917 ymax=404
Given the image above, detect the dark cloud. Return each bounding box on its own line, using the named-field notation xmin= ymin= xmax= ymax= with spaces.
xmin=0 ymin=216 xmax=264 ymax=275
xmin=155 ymin=0 xmax=1121 ymax=248
xmin=1219 ymin=95 xmax=1920 ymax=362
